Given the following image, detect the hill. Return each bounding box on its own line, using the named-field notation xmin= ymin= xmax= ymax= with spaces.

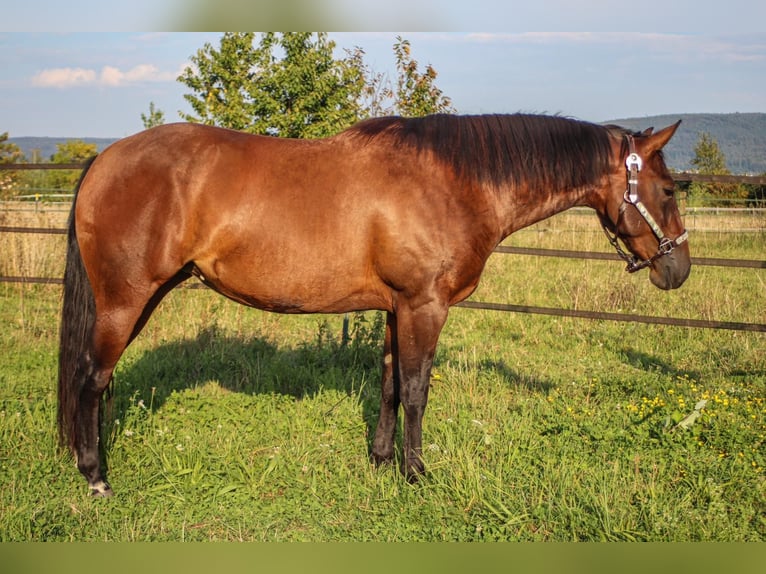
xmin=8 ymin=112 xmax=766 ymax=174
xmin=605 ymin=113 xmax=766 ymax=174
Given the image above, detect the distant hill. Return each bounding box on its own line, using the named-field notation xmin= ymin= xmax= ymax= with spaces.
xmin=8 ymin=112 xmax=766 ymax=174
xmin=7 ymin=137 xmax=118 ymax=162
xmin=605 ymin=113 xmax=766 ymax=174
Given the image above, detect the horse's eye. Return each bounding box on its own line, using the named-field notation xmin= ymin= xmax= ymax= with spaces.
xmin=663 ymin=187 xmax=675 ymax=197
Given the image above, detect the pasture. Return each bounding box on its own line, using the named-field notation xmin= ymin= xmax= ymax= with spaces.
xmin=0 ymin=206 xmax=764 ymax=541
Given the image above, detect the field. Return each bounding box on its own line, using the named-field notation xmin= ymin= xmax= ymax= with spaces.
xmin=0 ymin=205 xmax=764 ymax=541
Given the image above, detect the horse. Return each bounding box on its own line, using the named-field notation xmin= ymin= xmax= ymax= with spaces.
xmin=57 ymin=113 xmax=690 ymax=497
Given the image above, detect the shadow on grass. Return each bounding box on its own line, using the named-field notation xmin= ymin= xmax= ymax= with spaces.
xmin=105 ymin=315 xmax=387 ymax=455
xmin=478 ymin=358 xmax=556 ymax=393
xmin=619 ymin=347 xmax=702 ymax=381
xmin=119 ymin=318 xmax=383 ymax=399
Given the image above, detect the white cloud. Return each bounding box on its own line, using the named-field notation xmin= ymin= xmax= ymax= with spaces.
xmin=31 ymin=67 xmax=97 ymax=88
xmin=31 ymin=64 xmax=177 ymax=88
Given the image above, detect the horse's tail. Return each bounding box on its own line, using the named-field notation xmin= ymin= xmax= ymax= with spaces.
xmin=57 ymin=156 xmax=98 ymax=454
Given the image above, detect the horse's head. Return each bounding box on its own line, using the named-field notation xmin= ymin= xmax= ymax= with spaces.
xmin=599 ymin=121 xmax=690 ymax=290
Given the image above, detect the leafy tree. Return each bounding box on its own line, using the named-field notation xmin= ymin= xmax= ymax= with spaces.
xmin=391 ymin=36 xmax=454 ymax=116
xmin=253 ymin=33 xmax=367 ymax=138
xmin=178 ymin=32 xmax=260 ymax=132
xmin=47 ymin=140 xmax=98 ymax=191
xmin=0 ymin=132 xmax=25 ymax=198
xmin=141 ymin=102 xmax=166 ymax=129
xmin=177 ymin=33 xmax=455 ymax=139
xmin=689 ymin=132 xmax=747 ymax=205
xmin=690 ymin=132 xmax=727 ymax=174
xmin=178 ymin=32 xmax=367 ymax=138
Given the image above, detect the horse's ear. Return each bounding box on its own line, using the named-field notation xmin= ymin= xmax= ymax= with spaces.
xmin=642 ymin=127 xmax=654 ymax=136
xmin=641 ymin=120 xmax=681 ymax=155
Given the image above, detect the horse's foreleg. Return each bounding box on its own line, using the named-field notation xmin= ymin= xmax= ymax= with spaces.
xmin=395 ymin=300 xmax=448 ymax=481
xmin=371 ymin=312 xmax=399 ymax=465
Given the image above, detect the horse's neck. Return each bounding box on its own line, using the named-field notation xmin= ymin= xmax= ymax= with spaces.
xmin=497 ymin=183 xmax=593 ymax=238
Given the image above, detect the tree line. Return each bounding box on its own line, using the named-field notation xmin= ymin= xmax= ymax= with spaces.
xmin=1 ymin=33 xmax=762 ymax=204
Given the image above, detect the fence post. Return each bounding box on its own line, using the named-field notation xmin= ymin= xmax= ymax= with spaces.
xmin=341 ymin=314 xmax=350 ymax=346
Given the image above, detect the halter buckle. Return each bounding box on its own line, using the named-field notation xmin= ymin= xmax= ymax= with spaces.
xmin=657 ymin=237 xmax=675 ymax=255
xmin=625 ymin=152 xmax=642 ymax=172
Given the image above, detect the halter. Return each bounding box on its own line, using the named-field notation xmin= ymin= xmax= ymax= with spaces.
xmin=602 ymin=135 xmax=689 ymax=273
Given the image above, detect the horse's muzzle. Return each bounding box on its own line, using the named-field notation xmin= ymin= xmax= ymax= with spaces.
xmin=649 ymin=250 xmax=691 ymax=290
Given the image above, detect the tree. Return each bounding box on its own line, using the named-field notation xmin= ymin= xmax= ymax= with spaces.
xmin=690 ymin=132 xmax=727 ymax=175
xmin=391 ymin=36 xmax=454 ymax=117
xmin=0 ymin=132 xmax=25 ymax=199
xmin=689 ymin=132 xmax=747 ymax=205
xmin=178 ymin=32 xmax=260 ymax=132
xmin=178 ymin=32 xmax=367 ymax=138
xmin=252 ymin=33 xmax=368 ymax=138
xmin=47 ymin=140 xmax=98 ymax=191
xmin=177 ymin=33 xmax=456 ymax=139
xmin=141 ymin=102 xmax=165 ymax=129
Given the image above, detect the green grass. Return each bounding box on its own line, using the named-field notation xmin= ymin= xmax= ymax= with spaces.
xmin=0 ymin=211 xmax=764 ymax=540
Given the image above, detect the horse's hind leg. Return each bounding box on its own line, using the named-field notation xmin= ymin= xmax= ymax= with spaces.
xmin=75 ymin=273 xmax=188 ymax=496
xmin=371 ymin=312 xmax=400 ymax=465
xmin=73 ymin=305 xmax=142 ymax=497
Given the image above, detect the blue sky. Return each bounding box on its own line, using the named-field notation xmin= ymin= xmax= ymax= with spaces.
xmin=2 ymin=2 xmax=765 ymax=137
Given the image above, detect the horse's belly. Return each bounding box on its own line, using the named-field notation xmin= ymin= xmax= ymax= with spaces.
xmin=192 ymin=258 xmax=391 ymax=314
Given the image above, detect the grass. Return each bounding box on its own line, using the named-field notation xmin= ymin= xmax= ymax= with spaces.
xmin=0 ymin=208 xmax=764 ymax=541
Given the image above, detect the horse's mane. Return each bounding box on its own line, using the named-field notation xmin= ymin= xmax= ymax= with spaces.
xmin=345 ymin=113 xmax=625 ymax=190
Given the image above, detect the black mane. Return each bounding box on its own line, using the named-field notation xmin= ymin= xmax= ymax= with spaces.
xmin=347 ymin=113 xmax=622 ymax=190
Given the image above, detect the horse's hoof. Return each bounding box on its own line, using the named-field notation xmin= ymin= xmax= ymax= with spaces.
xmin=89 ymin=480 xmax=114 ymax=498
xmin=370 ymin=451 xmax=394 ymax=467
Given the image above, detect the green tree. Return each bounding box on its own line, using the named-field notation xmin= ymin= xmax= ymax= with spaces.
xmin=349 ymin=37 xmax=454 ymax=118
xmin=177 ymin=34 xmax=455 ymax=139
xmin=178 ymin=32 xmax=259 ymax=131
xmin=141 ymin=102 xmax=166 ymax=129
xmin=690 ymin=132 xmax=727 ymax=174
xmin=0 ymin=132 xmax=25 ymax=198
xmin=178 ymin=32 xmax=367 ymax=138
xmin=47 ymin=140 xmax=98 ymax=192
xmin=391 ymin=36 xmax=454 ymax=116
xmin=689 ymin=132 xmax=747 ymax=205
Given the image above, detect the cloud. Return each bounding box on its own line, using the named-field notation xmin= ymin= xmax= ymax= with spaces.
xmin=31 ymin=64 xmax=177 ymax=88
xmin=31 ymin=67 xmax=97 ymax=88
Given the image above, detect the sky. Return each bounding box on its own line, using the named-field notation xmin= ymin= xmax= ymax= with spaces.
xmin=1 ymin=1 xmax=765 ymax=138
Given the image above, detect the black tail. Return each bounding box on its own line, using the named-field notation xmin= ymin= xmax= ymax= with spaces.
xmin=57 ymin=156 xmax=98 ymax=454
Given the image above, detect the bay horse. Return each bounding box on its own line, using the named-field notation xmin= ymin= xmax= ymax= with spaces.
xmin=58 ymin=114 xmax=690 ymax=496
